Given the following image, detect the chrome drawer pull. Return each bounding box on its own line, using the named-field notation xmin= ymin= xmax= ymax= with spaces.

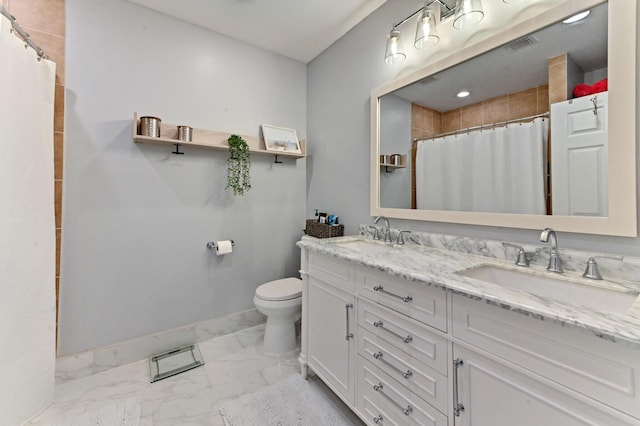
xmin=373 ymin=415 xmax=383 ymax=424
xmin=453 ymin=358 xmax=465 ymax=417
xmin=373 ymin=285 xmax=413 ymax=303
xmin=373 ymin=351 xmax=413 ymax=379
xmin=373 ymin=320 xmax=413 ymax=344
xmin=373 ymin=382 xmax=413 ymax=416
xmin=345 ymin=303 xmax=354 ymax=341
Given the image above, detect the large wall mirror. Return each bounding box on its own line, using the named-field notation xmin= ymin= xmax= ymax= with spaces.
xmin=370 ymin=0 xmax=637 ymax=236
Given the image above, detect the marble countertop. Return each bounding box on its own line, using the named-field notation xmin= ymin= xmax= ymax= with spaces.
xmin=298 ymin=235 xmax=640 ymax=349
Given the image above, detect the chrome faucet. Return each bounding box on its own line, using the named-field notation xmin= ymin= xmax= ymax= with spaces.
xmin=540 ymin=228 xmax=563 ymax=273
xmin=583 ymin=255 xmax=623 ymax=280
xmin=502 ymin=242 xmax=530 ymax=267
xmin=374 ymin=216 xmax=392 ymax=244
xmin=367 ymin=225 xmax=380 ymax=241
xmin=397 ymin=230 xmax=411 ymax=245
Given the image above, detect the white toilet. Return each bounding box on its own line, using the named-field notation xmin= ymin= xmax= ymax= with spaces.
xmin=253 ymin=277 xmax=302 ymax=355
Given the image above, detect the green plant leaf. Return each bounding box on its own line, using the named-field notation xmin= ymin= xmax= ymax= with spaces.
xmin=226 ymin=134 xmax=252 ymax=196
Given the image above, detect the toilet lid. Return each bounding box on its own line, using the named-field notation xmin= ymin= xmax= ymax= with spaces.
xmin=256 ymin=278 xmax=302 ymax=301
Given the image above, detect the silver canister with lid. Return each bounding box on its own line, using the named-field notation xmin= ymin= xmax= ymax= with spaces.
xmin=177 ymin=125 xmax=193 ymax=142
xmin=139 ymin=116 xmax=161 ymax=137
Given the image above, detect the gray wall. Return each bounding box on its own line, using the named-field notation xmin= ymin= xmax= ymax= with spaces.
xmin=307 ymin=0 xmax=640 ymax=256
xmin=60 ymin=0 xmax=306 ymax=355
xmin=380 ymin=94 xmax=411 ymax=209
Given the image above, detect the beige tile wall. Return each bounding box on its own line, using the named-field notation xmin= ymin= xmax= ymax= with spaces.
xmin=440 ymin=85 xmax=549 ymax=134
xmin=413 ymin=85 xmax=550 ymax=138
xmin=549 ymin=53 xmax=568 ymax=105
xmin=6 ymin=0 xmax=65 ymax=336
xmin=411 ymin=103 xmax=442 ymax=141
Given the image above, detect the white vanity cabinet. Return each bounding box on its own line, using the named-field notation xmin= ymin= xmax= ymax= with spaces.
xmin=305 ymin=252 xmax=357 ymax=405
xmin=451 ymin=294 xmax=640 ymax=425
xmin=355 ymin=266 xmax=449 ymax=425
xmin=301 ymin=248 xmax=640 ymax=425
xmin=452 ymin=344 xmax=638 ymax=426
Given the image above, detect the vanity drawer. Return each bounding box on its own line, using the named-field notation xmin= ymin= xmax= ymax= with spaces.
xmin=356 ymin=265 xmax=447 ymax=332
xmin=452 ymin=294 xmax=640 ymax=419
xmin=308 ymin=252 xmax=356 ymax=292
xmin=358 ymin=327 xmax=448 ymax=413
xmin=358 ymin=299 xmax=448 ymax=375
xmin=357 ymin=357 xmax=448 ymax=426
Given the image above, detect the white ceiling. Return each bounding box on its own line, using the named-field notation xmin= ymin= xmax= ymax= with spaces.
xmin=127 ymin=0 xmax=389 ymax=63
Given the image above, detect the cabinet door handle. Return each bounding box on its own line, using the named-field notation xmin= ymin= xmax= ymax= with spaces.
xmin=373 ymin=351 xmax=413 ymax=379
xmin=373 ymin=382 xmax=413 ymax=416
xmin=453 ymin=358 xmax=465 ymax=417
xmin=373 ymin=320 xmax=413 ymax=344
xmin=373 ymin=415 xmax=383 ymax=424
xmin=373 ymin=285 xmax=413 ymax=303
xmin=345 ymin=303 xmax=354 ymax=340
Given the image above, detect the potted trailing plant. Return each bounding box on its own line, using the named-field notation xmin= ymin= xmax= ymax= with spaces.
xmin=226 ymin=134 xmax=251 ymax=196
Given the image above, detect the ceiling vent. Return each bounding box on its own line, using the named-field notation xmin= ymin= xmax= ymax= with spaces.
xmin=506 ymin=35 xmax=538 ymax=52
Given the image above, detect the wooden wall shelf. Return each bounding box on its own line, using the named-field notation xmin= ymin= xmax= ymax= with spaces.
xmin=132 ymin=113 xmax=306 ymax=159
xmin=380 ymin=154 xmax=407 ymax=172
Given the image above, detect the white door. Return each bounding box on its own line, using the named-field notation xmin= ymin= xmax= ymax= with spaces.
xmin=453 ymin=345 xmax=638 ymax=426
xmin=551 ymin=92 xmax=608 ymax=216
xmin=308 ymin=277 xmax=356 ymax=404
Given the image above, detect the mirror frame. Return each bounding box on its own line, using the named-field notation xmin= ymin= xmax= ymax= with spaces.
xmin=370 ymin=0 xmax=637 ymax=237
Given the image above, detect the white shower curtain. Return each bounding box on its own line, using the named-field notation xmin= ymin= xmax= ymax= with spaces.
xmin=416 ymin=118 xmax=548 ymax=214
xmin=0 ymin=13 xmax=56 ymax=425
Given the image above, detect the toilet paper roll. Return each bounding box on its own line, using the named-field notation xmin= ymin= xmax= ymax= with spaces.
xmin=215 ymin=240 xmax=233 ymax=256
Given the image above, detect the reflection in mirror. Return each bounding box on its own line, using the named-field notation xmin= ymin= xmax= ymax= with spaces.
xmin=379 ymin=3 xmax=608 ymax=217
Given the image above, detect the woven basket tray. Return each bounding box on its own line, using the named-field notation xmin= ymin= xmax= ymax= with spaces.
xmin=305 ymin=219 xmax=344 ymax=239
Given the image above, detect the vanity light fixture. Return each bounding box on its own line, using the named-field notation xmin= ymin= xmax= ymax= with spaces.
xmin=385 ymin=0 xmax=487 ymax=64
xmin=414 ymin=5 xmax=440 ymax=49
xmin=563 ymin=10 xmax=590 ymax=24
xmin=384 ymin=27 xmax=406 ymax=64
xmin=453 ymin=0 xmax=484 ymax=29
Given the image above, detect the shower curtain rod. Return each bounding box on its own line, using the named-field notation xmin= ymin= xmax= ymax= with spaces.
xmin=0 ymin=5 xmax=47 ymax=59
xmin=415 ymin=111 xmax=550 ymax=142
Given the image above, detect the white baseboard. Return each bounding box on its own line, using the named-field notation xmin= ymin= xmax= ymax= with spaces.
xmin=55 ymin=308 xmax=265 ymax=384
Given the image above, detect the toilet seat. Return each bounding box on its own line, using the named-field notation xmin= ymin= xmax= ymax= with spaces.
xmin=256 ymin=278 xmax=302 ymax=301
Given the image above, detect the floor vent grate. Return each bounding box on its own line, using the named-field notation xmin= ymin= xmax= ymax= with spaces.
xmin=149 ymin=344 xmax=204 ymax=383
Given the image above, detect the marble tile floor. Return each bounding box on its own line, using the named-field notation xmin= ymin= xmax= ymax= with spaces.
xmin=29 ymin=324 xmax=364 ymax=425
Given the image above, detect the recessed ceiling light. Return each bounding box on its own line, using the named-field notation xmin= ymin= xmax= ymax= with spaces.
xmin=563 ymin=10 xmax=590 ymax=24
xmin=457 ymin=91 xmax=470 ymax=98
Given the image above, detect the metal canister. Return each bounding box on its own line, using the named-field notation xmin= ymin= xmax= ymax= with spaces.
xmin=177 ymin=125 xmax=193 ymax=142
xmin=139 ymin=116 xmax=161 ymax=137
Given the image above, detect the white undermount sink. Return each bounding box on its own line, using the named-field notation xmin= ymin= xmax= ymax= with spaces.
xmin=457 ymin=264 xmax=639 ymax=314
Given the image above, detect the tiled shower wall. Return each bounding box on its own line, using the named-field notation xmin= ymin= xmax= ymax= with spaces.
xmin=411 ymin=84 xmax=550 ymax=141
xmin=5 ymin=0 xmax=65 ymax=334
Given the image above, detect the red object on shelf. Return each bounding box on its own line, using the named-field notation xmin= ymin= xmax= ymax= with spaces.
xmin=572 ymin=78 xmax=608 ymax=98
xmin=573 ymin=84 xmax=592 ymax=98
xmin=591 ymin=78 xmax=607 ymax=94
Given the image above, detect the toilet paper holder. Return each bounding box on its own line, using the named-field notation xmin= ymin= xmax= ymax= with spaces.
xmin=206 ymin=240 xmax=235 ymax=250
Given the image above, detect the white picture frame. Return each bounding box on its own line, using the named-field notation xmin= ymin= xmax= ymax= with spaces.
xmin=261 ymin=124 xmax=302 ymax=154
